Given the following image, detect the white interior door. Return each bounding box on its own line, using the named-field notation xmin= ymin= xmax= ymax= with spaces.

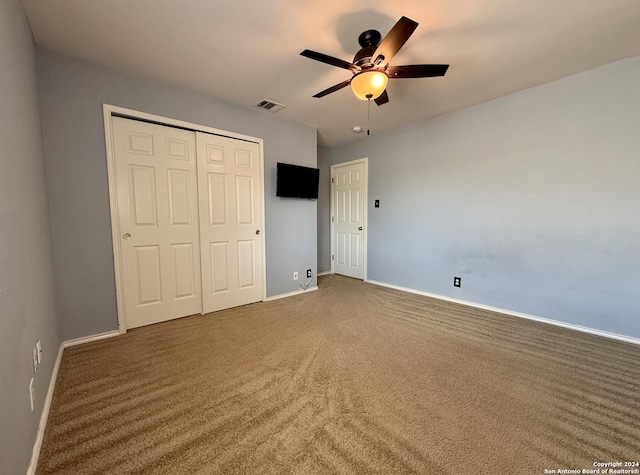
xmin=197 ymin=132 xmax=264 ymax=313
xmin=112 ymin=117 xmax=202 ymax=329
xmin=332 ymin=159 xmax=367 ymax=279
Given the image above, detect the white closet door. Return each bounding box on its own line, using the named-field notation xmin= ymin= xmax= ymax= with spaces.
xmin=113 ymin=117 xmax=202 ymax=328
xmin=197 ymin=132 xmax=264 ymax=313
xmin=333 ymin=160 xmax=366 ymax=279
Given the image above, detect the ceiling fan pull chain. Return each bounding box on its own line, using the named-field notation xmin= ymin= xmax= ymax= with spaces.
xmin=366 ymin=94 xmax=372 ymax=135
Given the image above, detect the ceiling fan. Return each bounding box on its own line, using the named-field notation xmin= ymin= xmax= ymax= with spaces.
xmin=300 ymin=16 xmax=449 ymax=106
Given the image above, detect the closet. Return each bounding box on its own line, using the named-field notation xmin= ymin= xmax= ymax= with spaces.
xmin=108 ymin=114 xmax=264 ymax=329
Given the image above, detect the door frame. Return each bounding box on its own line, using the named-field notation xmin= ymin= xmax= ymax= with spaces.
xmin=103 ymin=104 xmax=266 ymax=333
xmin=330 ymin=157 xmax=368 ymax=280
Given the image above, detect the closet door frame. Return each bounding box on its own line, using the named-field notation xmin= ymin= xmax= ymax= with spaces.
xmin=103 ymin=104 xmax=266 ymax=333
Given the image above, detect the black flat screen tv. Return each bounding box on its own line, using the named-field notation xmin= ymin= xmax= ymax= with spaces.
xmin=276 ymin=162 xmax=320 ymax=199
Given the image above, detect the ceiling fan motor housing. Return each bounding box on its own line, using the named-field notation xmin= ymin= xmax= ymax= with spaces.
xmin=353 ymin=46 xmax=379 ymax=69
xmin=354 ymin=30 xmax=382 ymax=69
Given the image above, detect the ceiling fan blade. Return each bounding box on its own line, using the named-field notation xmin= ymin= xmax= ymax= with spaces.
xmin=300 ymin=49 xmax=360 ymax=73
xmin=374 ymin=89 xmax=389 ymax=106
xmin=387 ymin=64 xmax=449 ymax=78
xmin=313 ymin=79 xmax=352 ymax=98
xmin=371 ymin=16 xmax=418 ymax=66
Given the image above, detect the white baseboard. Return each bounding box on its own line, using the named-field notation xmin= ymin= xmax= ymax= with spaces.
xmin=27 ymin=329 xmax=121 ymax=474
xmin=266 ymin=286 xmax=318 ymax=301
xmin=63 ymin=330 xmax=121 ymax=348
xmin=365 ymin=279 xmax=640 ymax=346
xmin=317 ymin=271 xmax=331 ymax=276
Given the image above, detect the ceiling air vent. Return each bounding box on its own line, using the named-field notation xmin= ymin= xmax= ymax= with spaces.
xmin=254 ymin=99 xmax=285 ymax=113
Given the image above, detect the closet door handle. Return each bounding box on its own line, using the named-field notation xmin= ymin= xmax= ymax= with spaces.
xmin=122 ymin=233 xmax=132 ymax=240
xmin=255 ymin=230 xmax=260 ymax=235
xmin=358 ymin=226 xmax=363 ymax=231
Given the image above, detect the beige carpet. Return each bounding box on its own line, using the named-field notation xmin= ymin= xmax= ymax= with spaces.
xmin=37 ymin=275 xmax=640 ymax=474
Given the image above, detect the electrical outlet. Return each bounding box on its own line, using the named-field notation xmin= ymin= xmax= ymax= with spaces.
xmin=293 ymin=272 xmax=298 ymax=281
xmin=36 ymin=340 xmax=42 ymax=364
xmin=453 ymin=276 xmax=461 ymax=288
xmin=29 ymin=378 xmax=35 ymax=411
xmin=306 ymin=269 xmax=312 ymax=278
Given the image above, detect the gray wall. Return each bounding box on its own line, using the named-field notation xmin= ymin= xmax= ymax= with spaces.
xmin=317 ymin=146 xmax=332 ymax=273
xmin=330 ymin=55 xmax=640 ymax=339
xmin=37 ymin=50 xmax=317 ymax=341
xmin=0 ymin=1 xmax=61 ymax=473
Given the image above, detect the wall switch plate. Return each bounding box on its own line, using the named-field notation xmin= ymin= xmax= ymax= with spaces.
xmin=374 ymin=200 xmax=380 ymax=208
xmin=29 ymin=378 xmax=35 ymax=411
xmin=36 ymin=340 xmax=42 ymax=364
xmin=306 ymin=269 xmax=312 ymax=278
xmin=293 ymin=272 xmax=298 ymax=281
xmin=453 ymin=276 xmax=461 ymax=287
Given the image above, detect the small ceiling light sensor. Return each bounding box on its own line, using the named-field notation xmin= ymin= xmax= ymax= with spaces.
xmin=352 ymin=126 xmax=363 ymax=133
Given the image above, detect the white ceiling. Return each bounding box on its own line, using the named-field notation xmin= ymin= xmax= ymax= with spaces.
xmin=21 ymin=0 xmax=640 ymax=147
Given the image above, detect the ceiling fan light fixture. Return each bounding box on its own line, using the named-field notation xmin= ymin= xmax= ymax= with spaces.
xmin=350 ymin=70 xmax=388 ymax=100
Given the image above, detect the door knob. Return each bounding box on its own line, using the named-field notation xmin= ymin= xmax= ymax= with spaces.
xmin=255 ymin=230 xmax=260 ymax=235
xmin=122 ymin=233 xmax=131 ymax=240
xmin=358 ymin=226 xmax=363 ymax=230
